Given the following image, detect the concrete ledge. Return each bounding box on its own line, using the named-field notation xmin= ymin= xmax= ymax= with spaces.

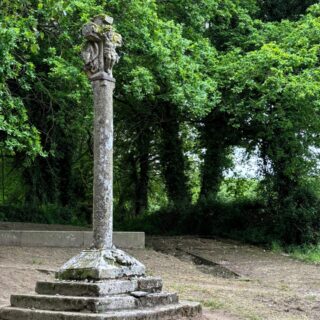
xmin=0 ymin=231 xmax=145 ymax=249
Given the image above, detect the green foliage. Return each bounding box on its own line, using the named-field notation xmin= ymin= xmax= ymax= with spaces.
xmin=288 ymin=244 xmax=320 ymax=263
xmin=271 ymin=186 xmax=320 ymax=244
xmin=219 ymin=178 xmax=259 ymax=201
xmin=119 ymin=187 xmax=320 ymax=246
xmin=111 ymin=0 xmax=219 ymax=119
xmin=271 ymin=241 xmax=320 ymax=263
xmin=117 ymin=197 xmax=271 ymax=243
xmin=157 ymin=0 xmax=260 ymax=49
xmin=0 ymin=203 xmax=89 ymax=226
xmin=0 ymin=7 xmax=43 ymax=158
xmin=216 ymin=7 xmax=320 ymax=230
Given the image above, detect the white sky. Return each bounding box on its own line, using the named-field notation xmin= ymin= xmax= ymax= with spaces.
xmin=224 ymin=147 xmax=261 ymax=179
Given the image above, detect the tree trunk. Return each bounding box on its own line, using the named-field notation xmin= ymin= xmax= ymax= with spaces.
xmin=135 ymin=128 xmax=151 ymax=215
xmin=159 ymin=104 xmax=190 ymax=207
xmin=200 ymin=111 xmax=237 ymax=199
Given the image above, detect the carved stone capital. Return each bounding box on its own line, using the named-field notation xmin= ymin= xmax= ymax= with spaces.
xmin=82 ymin=15 xmax=122 ymax=80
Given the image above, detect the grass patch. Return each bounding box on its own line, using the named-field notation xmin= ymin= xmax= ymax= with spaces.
xmin=270 ymin=241 xmax=283 ymax=253
xmin=200 ymin=299 xmax=224 ymax=310
xmin=271 ymin=242 xmax=320 ymax=263
xmin=289 ymin=244 xmax=320 ymax=263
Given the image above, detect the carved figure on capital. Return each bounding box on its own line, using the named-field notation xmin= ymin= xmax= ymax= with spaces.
xmin=82 ymin=15 xmax=122 ymax=79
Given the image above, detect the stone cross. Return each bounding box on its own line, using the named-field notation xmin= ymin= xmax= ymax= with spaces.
xmin=57 ymin=15 xmax=145 ymax=280
xmin=82 ymin=14 xmax=122 ymax=250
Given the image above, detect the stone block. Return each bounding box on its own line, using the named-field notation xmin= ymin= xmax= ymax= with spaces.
xmin=0 ymin=301 xmax=201 ymax=319
xmin=136 ymin=292 xmax=179 ymax=308
xmin=113 ymin=232 xmax=145 ymax=249
xmin=0 ymin=231 xmax=21 ymax=246
xmin=137 ymin=277 xmax=162 ymax=292
xmin=10 ymin=292 xmax=178 ymax=313
xmin=35 ymin=278 xmax=162 ymax=297
xmin=36 ymin=280 xmax=139 ymax=297
xmin=83 ymin=231 xmax=93 ymax=248
xmin=20 ymin=231 xmax=84 ymax=248
xmin=0 ymin=231 xmax=145 ymax=249
xmin=11 ymin=294 xmax=137 ymax=313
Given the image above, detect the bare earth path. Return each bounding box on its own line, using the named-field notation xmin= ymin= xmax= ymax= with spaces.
xmin=0 ymin=235 xmax=319 ymax=319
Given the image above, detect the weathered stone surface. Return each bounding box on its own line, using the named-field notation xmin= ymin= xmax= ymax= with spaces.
xmin=10 ymin=292 xmax=178 ymax=313
xmin=21 ymin=231 xmax=83 ymax=248
xmin=112 ymin=232 xmax=145 ymax=250
xmin=136 ymin=292 xmax=178 ymax=308
xmin=56 ymin=248 xmax=146 ymax=280
xmin=82 ymin=15 xmax=122 ymax=79
xmin=11 ymin=294 xmax=137 ymax=313
xmin=137 ymin=277 xmax=162 ymax=293
xmin=0 ymin=231 xmax=21 ymax=246
xmin=36 ymin=278 xmax=162 ymax=297
xmin=0 ymin=301 xmax=201 ymax=320
xmin=91 ymin=77 xmax=114 ymax=250
xmin=81 ymin=15 xmax=122 ymax=250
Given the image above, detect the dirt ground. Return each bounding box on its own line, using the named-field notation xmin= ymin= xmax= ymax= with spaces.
xmin=0 ymin=233 xmax=319 ymax=319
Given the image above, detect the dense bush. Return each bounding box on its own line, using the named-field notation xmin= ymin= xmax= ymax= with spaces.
xmin=272 ymin=186 xmax=320 ymax=245
xmin=117 ymin=188 xmax=320 ymax=246
xmin=0 ymin=203 xmax=89 ymax=226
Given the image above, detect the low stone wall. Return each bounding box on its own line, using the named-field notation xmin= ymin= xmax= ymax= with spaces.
xmin=0 ymin=231 xmax=145 ymax=249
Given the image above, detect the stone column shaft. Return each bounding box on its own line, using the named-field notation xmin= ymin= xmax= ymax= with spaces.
xmin=92 ymin=78 xmax=115 ymax=249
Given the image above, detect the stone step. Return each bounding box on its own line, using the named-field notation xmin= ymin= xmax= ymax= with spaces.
xmin=36 ymin=277 xmax=162 ymax=297
xmin=135 ymin=292 xmax=178 ymax=308
xmin=0 ymin=301 xmax=201 ymax=320
xmin=11 ymin=292 xmax=178 ymax=313
xmin=11 ymin=294 xmax=134 ymax=313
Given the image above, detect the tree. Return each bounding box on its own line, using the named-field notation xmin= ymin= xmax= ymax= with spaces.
xmin=0 ymin=0 xmax=103 ymax=211
xmin=108 ymin=0 xmax=218 ymax=210
xmin=217 ymin=5 xmax=320 ymax=242
xmin=0 ymin=2 xmax=44 ymax=159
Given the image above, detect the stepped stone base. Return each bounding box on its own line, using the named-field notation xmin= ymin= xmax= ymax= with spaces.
xmin=0 ymin=277 xmax=202 ymax=320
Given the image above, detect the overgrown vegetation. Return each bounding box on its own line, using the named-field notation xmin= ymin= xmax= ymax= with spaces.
xmin=1 ymin=0 xmax=320 ymax=251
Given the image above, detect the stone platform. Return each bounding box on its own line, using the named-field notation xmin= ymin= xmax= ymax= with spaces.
xmin=0 ymin=231 xmax=145 ymax=249
xmin=0 ymin=277 xmax=201 ymax=320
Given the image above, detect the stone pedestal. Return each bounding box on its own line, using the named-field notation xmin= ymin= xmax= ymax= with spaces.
xmin=57 ymin=248 xmax=146 ymax=280
xmin=0 ymin=277 xmax=202 ymax=319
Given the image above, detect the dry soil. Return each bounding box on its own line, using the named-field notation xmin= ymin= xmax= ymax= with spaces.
xmin=0 ymin=231 xmax=319 ymax=319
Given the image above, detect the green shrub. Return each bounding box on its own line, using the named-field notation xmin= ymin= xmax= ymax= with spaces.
xmin=0 ymin=203 xmax=90 ymax=226
xmin=117 ymin=187 xmax=320 ymax=246
xmin=272 ymin=186 xmax=320 ymax=245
